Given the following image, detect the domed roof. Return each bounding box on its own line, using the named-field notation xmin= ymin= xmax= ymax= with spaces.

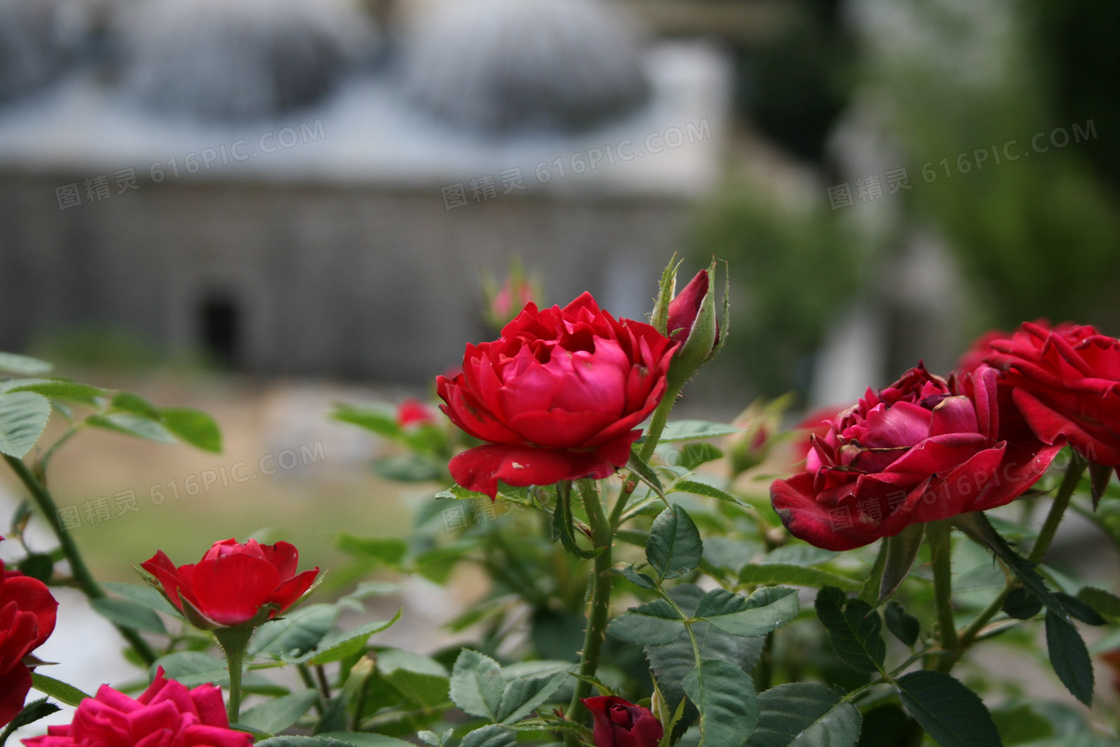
xmin=0 ymin=0 xmax=86 ymax=105
xmin=402 ymin=0 xmax=650 ymax=133
xmin=117 ymin=0 xmax=378 ymax=121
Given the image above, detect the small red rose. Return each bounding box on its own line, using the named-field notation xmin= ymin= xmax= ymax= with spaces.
xmin=141 ymin=538 xmax=318 ymax=628
xmin=0 ymin=543 xmax=59 ymax=727
xmin=582 ymin=696 xmax=663 ymax=747
xmin=438 ymin=292 xmax=676 ymax=498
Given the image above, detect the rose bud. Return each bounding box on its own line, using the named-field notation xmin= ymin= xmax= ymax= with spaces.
xmin=770 ymin=364 xmax=1062 ymax=550
xmin=140 ymin=538 xmax=318 ymax=630
xmin=582 ymin=696 xmax=663 ymax=747
xmin=21 ymin=668 xmax=252 ymax=747
xmin=652 ymin=260 xmax=725 ymax=390
xmin=437 ymin=292 xmax=676 ymax=499
xmin=0 ymin=541 xmax=58 ymax=728
xmin=397 ymin=398 xmax=438 ymax=429
xmin=984 ymin=321 xmax=1120 ymax=472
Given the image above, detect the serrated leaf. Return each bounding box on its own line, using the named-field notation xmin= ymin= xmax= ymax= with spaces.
xmin=657 ymin=420 xmax=742 ymax=442
xmin=450 ymin=649 xmax=505 ymax=720
xmin=5 ymin=697 xmax=60 ymax=732
xmin=30 ymin=673 xmax=91 ymax=707
xmin=896 ymin=670 xmax=1002 ymax=747
xmin=336 ymin=534 xmax=408 ymax=567
xmin=0 ymin=391 xmax=51 ymax=457
xmin=628 ymin=451 xmax=667 ymax=497
xmin=879 ymin=524 xmax=924 ymax=604
xmin=0 ymin=352 xmax=51 ymax=374
xmin=746 ymin=683 xmax=861 ymax=747
xmin=240 ymin=689 xmax=320 ymax=734
xmin=613 ymin=565 xmax=657 ymax=589
xmin=90 ymin=597 xmax=168 ymax=634
xmin=381 ymin=669 xmax=450 ymax=710
xmin=86 ymin=412 xmax=176 ymax=443
xmin=883 ymin=601 xmax=919 ymax=647
xmin=305 ymin=611 xmax=401 ymax=664
xmin=150 ymin=651 xmax=229 ymax=688
xmin=105 ymin=581 xmax=184 ymax=618
xmin=814 ymin=586 xmax=885 ymax=674
xmin=459 ymin=725 xmax=516 ymax=747
xmin=158 ymin=408 xmax=222 ymax=452
xmin=2 ymin=378 xmax=106 ymax=402
xmin=679 ymin=442 xmax=725 ymax=470
xmin=317 ymin=734 xmax=413 ymax=747
xmin=740 ymin=564 xmax=861 ymax=592
xmin=683 ymin=657 xmax=758 ymax=747
xmin=647 ymin=504 xmax=703 ymax=581
xmin=1045 ymin=610 xmax=1094 ymax=706
xmin=1076 ymin=586 xmax=1120 ymax=619
xmin=251 ymin=604 xmax=339 ymax=658
xmin=497 ymin=671 xmax=567 ymax=723
xmin=670 ymin=480 xmax=745 ymax=507
xmin=1054 ymin=593 xmax=1105 ymax=626
xmin=609 ymin=599 xmax=687 ymax=646
xmin=695 ymin=587 xmax=799 ymax=638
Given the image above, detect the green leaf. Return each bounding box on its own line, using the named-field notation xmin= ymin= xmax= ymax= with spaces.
xmin=30 ymin=673 xmax=91 ymax=707
xmin=695 ymin=587 xmax=799 ymax=638
xmin=1088 ymin=461 xmax=1112 ymax=509
xmin=317 ymin=734 xmax=413 ymax=747
xmin=879 ymin=524 xmax=925 ymax=604
xmin=1045 ymin=609 xmax=1094 ymax=706
xmin=683 ymin=657 xmax=758 ymax=747
xmin=551 ymin=481 xmax=596 ymax=559
xmin=609 ymin=599 xmax=687 ymax=646
xmin=2 ymin=378 xmax=106 ymax=402
xmin=251 ymin=605 xmax=339 ymax=659
xmin=679 ymin=443 xmax=725 ymax=470
xmin=1054 ymin=593 xmax=1106 ymax=626
xmin=150 ymin=651 xmax=229 ymax=688
xmin=459 ymin=725 xmax=516 ymax=747
xmin=90 ymin=597 xmax=168 ymax=634
xmin=109 ymin=392 xmax=161 ymax=418
xmin=760 ymin=546 xmax=838 ymax=566
xmin=896 ymin=670 xmax=1002 ymax=747
xmin=814 ymin=586 xmax=885 ymax=674
xmin=336 ymin=534 xmax=408 ymax=567
xmin=613 ymin=565 xmax=657 ymax=589
xmin=381 ymin=669 xmax=450 ymax=710
xmin=373 ymin=454 xmax=443 ymax=482
xmin=497 ymin=670 xmax=567 ymax=723
xmin=158 ymin=408 xmax=222 ymax=452
xmin=883 ymin=601 xmax=919 ymax=647
xmin=17 ymin=553 xmax=54 ymax=584
xmin=330 ymin=404 xmax=400 ymax=438
xmin=104 ymin=581 xmax=183 ymax=618
xmin=240 ymin=689 xmax=320 ymax=734
xmin=450 ymin=649 xmax=505 ymax=721
xmin=1076 ymin=586 xmax=1120 ymax=619
xmin=86 ymin=412 xmax=176 ymax=444
xmin=255 ymin=738 xmax=354 ymax=747
xmin=670 ymin=480 xmax=746 ymax=507
xmin=628 ymin=451 xmax=667 ymax=497
xmin=746 ymin=683 xmax=861 ymax=747
xmin=647 ymin=504 xmax=703 ymax=581
xmin=0 ymin=391 xmax=51 ymax=457
xmin=989 ymin=704 xmax=1053 ymax=746
xmin=306 ymin=612 xmax=401 ymax=664
xmin=658 ymin=420 xmax=742 ymax=442
xmin=739 ymin=564 xmax=861 ymax=592
xmin=4 ymin=697 xmax=61 ymax=734
xmin=0 ymin=352 xmax=51 ymax=375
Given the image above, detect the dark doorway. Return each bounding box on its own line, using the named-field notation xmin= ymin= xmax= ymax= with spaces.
xmin=198 ymin=295 xmax=240 ymax=368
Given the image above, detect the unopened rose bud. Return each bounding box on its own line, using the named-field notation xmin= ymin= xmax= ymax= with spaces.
xmin=655 ymin=260 xmax=726 ymax=390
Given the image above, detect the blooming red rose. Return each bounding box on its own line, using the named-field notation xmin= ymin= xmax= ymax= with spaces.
xmin=955 ymin=320 xmax=1075 ymax=374
xmin=397 ymin=398 xmax=438 ymax=429
xmin=0 ymin=544 xmax=58 ymax=727
xmin=437 ymin=292 xmax=676 ymax=498
xmin=582 ymin=696 xmax=663 ymax=747
xmin=770 ymin=364 xmax=1062 ymax=550
xmin=984 ymin=321 xmax=1120 ymax=469
xmin=141 ymin=538 xmax=318 ymax=628
xmin=22 ymin=667 xmax=252 ymax=747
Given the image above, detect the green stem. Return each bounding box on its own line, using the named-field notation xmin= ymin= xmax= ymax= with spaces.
xmin=564 ymin=480 xmax=614 ymax=745
xmin=3 ymin=454 xmax=157 ymax=666
xmin=298 ymin=664 xmax=327 ymax=715
xmin=215 ymin=625 xmax=254 ymax=723
xmin=927 ymin=521 xmax=958 ymax=671
xmin=1028 ymin=453 xmax=1087 ymax=565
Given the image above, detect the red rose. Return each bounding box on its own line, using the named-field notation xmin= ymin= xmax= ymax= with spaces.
xmin=141 ymin=538 xmax=318 ymax=628
xmin=397 ymin=398 xmax=438 ymax=428
xmin=956 ymin=320 xmax=1075 ymax=374
xmin=437 ymin=292 xmax=676 ymax=498
xmin=666 ymin=269 xmax=711 ymax=344
xmin=582 ymin=696 xmax=663 ymax=747
xmin=0 ymin=549 xmax=58 ymax=727
xmin=984 ymin=321 xmax=1120 ymax=469
xmin=770 ymin=364 xmax=1061 ymax=550
xmin=22 ymin=667 xmax=252 ymax=747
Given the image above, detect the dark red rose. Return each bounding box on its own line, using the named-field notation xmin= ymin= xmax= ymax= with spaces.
xmin=582 ymin=696 xmax=663 ymax=747
xmin=667 ymin=269 xmax=711 ymax=343
xmin=956 ymin=320 xmax=1075 ymax=374
xmin=141 ymin=538 xmax=318 ymax=628
xmin=0 ymin=548 xmax=58 ymax=728
xmin=770 ymin=364 xmax=1061 ymax=550
xmin=790 ymin=403 xmax=852 ymax=463
xmin=984 ymin=321 xmax=1120 ymax=469
xmin=22 ymin=667 xmax=252 ymax=747
xmin=437 ymin=292 xmax=676 ymax=498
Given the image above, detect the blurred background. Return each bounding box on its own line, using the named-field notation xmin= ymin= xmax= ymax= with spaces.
xmin=1 ymin=0 xmax=1119 ymax=704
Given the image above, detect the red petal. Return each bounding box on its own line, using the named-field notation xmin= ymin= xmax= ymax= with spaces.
xmin=188 ymin=555 xmax=282 ymax=626
xmin=263 ymin=569 xmax=319 ymax=615
xmin=258 ymin=541 xmax=300 ymax=580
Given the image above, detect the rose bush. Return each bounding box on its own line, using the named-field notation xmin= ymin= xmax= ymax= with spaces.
xmin=770 ymin=364 xmax=1063 ymax=550
xmin=437 ymin=292 xmax=676 ymax=498
xmin=140 ymin=538 xmax=318 ymax=628
xmin=983 ymin=320 xmax=1120 ymax=470
xmin=0 ymin=545 xmax=58 ymax=727
xmin=582 ymin=696 xmax=663 ymax=747
xmin=22 ymin=668 xmax=252 ymax=747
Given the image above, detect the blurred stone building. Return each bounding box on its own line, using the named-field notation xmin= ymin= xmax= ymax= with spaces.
xmin=0 ymin=0 xmax=731 ymax=380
